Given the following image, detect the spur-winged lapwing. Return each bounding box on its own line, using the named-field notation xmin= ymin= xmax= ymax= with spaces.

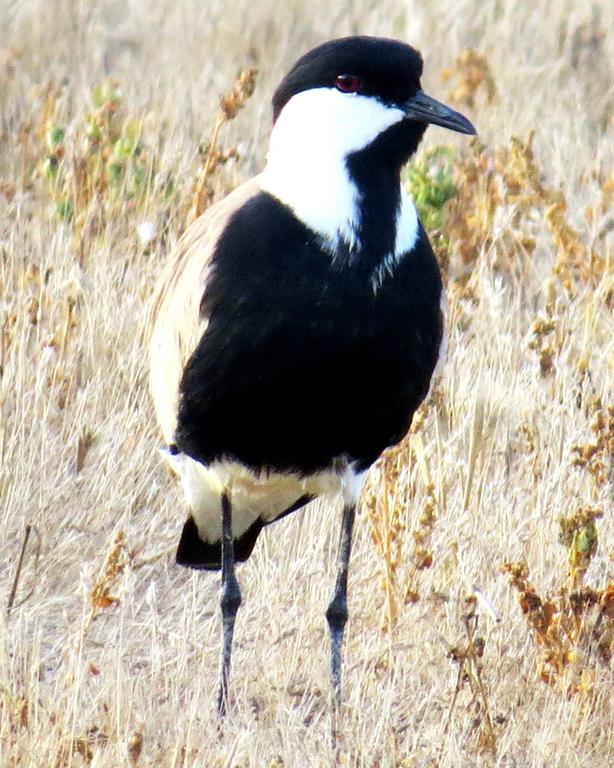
xmin=149 ymin=35 xmax=476 ymax=719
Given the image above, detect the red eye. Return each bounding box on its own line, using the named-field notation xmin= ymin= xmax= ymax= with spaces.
xmin=334 ymin=74 xmax=363 ymax=93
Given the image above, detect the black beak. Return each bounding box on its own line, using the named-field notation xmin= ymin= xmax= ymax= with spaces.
xmin=403 ymin=90 xmax=476 ymax=135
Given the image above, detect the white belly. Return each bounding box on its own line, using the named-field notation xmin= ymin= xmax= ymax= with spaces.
xmin=164 ymin=450 xmax=367 ymax=544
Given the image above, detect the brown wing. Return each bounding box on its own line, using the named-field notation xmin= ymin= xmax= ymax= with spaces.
xmin=148 ymin=177 xmax=262 ymax=444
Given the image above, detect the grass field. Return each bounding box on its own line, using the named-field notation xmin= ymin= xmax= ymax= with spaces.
xmin=1 ymin=1 xmax=612 ymax=765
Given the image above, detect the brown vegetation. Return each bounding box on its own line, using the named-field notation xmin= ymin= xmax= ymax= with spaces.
xmin=1 ymin=1 xmax=612 ymax=765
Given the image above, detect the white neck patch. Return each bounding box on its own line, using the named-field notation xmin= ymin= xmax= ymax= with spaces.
xmin=371 ymin=186 xmax=420 ymax=291
xmin=260 ymin=87 xmax=419 ymax=265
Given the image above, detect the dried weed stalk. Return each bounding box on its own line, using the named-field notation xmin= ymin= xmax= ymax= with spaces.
xmin=191 ymin=67 xmax=257 ymax=220
xmin=84 ymin=530 xmax=129 ymax=635
xmin=502 ymin=507 xmax=612 ymax=694
xmin=571 ymin=397 xmax=614 ymax=490
xmin=0 ymin=687 xmax=31 ymax=768
xmin=364 ymin=438 xmax=408 ymax=630
xmin=6 ymin=524 xmax=41 ymax=617
xmin=365 ymin=400 xmax=439 ymax=629
xmin=444 ymin=595 xmax=497 ymax=754
xmin=127 ymin=729 xmax=144 ymax=766
xmin=502 ymin=394 xmax=613 ymax=693
xmin=445 ymin=131 xmax=611 ymax=294
xmin=527 ymin=301 xmax=558 ymax=377
xmin=442 ymin=49 xmax=497 ymax=109
xmin=53 ymin=726 xmax=108 ymax=768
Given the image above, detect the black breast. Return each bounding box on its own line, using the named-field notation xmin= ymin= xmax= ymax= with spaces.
xmin=175 ymin=192 xmax=443 ymax=475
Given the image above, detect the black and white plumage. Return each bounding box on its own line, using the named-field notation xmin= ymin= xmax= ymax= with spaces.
xmin=149 ymin=36 xmax=475 ymax=719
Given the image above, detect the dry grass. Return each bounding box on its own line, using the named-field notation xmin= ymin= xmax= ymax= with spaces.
xmin=1 ymin=1 xmax=613 ymax=765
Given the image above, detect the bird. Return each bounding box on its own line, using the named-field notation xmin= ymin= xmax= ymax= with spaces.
xmin=148 ymin=35 xmax=476 ymax=721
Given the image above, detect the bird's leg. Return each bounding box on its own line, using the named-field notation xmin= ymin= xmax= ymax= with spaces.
xmin=217 ymin=491 xmax=242 ymax=719
xmin=325 ymin=503 xmax=356 ymax=730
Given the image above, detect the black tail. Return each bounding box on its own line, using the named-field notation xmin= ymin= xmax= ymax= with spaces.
xmin=175 ymin=494 xmax=314 ymax=570
xmin=176 ymin=515 xmax=264 ymax=571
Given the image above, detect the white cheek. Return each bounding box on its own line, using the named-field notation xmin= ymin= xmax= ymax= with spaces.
xmin=268 ymin=88 xmax=406 ymax=164
xmin=261 ymin=88 xmax=406 ymax=250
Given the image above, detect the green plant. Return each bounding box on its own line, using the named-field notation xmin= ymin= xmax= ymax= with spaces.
xmin=406 ymin=146 xmax=457 ymax=232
